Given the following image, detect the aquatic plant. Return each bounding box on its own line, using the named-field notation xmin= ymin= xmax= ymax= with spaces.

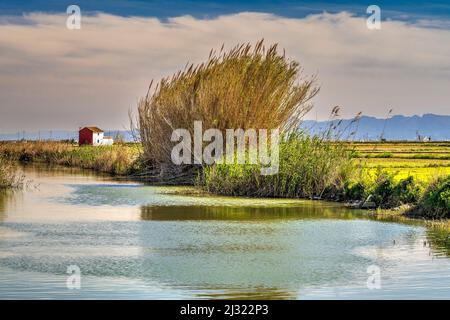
xmin=200 ymin=132 xmax=354 ymax=199
xmin=0 ymin=157 xmax=24 ymax=189
xmin=137 ymin=40 xmax=319 ymax=181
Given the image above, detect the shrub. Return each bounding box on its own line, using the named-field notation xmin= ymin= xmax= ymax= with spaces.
xmin=410 ymin=176 xmax=450 ymax=219
xmin=137 ymin=40 xmax=319 ymax=181
xmin=370 ymin=170 xmax=397 ymax=207
xmin=394 ymin=176 xmax=422 ymax=204
xmin=0 ymin=157 xmax=24 ymax=189
xmin=199 ymin=133 xmax=354 ymax=199
xmin=345 ymin=168 xmax=423 ymax=208
xmin=344 ymin=181 xmax=366 ymax=200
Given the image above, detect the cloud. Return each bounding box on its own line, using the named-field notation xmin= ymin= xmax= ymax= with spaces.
xmin=0 ymin=11 xmax=450 ymax=131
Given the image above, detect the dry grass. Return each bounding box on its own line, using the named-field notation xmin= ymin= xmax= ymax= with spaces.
xmin=137 ymin=40 xmax=319 ymax=179
xmin=0 ymin=157 xmax=24 ymax=189
xmin=0 ymin=141 xmax=141 ymax=175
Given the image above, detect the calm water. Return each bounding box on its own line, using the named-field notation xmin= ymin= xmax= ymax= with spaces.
xmin=0 ymin=164 xmax=449 ymax=299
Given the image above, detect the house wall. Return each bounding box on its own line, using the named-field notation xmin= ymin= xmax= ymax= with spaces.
xmin=92 ymin=132 xmax=104 ymax=146
xmin=98 ymin=138 xmax=114 ymax=146
xmin=79 ymin=128 xmax=93 ymax=145
xmin=79 ymin=129 xmax=112 ymax=146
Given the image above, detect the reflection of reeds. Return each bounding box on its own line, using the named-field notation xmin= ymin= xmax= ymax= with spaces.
xmin=137 ymin=40 xmax=319 ymax=180
xmin=140 ymin=203 xmax=362 ymax=221
xmin=425 ymin=223 xmax=450 ymax=257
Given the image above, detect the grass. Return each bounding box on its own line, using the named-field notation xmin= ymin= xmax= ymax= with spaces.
xmin=0 ymin=141 xmax=142 ymax=176
xmin=0 ymin=157 xmax=24 ymax=189
xmin=200 ymin=139 xmax=450 ymax=218
xmin=351 ymin=142 xmax=450 ymax=183
xmin=200 ymin=132 xmax=354 ymax=199
xmin=343 ymin=142 xmax=450 ymax=218
xmin=1 ymin=140 xmax=448 ymax=219
xmin=137 ymin=40 xmax=319 ymax=181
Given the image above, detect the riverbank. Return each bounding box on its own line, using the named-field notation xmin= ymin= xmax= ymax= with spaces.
xmin=370 ymin=205 xmax=450 ymax=232
xmin=0 ymin=141 xmax=142 ymax=176
xmin=0 ymin=141 xmax=448 ymax=220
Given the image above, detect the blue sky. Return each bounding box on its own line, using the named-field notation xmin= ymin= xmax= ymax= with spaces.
xmin=0 ymin=1 xmax=449 ymax=131
xmin=1 ymin=0 xmax=450 ymax=20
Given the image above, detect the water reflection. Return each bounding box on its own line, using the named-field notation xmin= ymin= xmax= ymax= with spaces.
xmin=197 ymin=287 xmax=298 ymax=300
xmin=0 ymin=164 xmax=449 ymax=299
xmin=0 ymin=191 xmax=7 ymax=222
xmin=426 ymin=228 xmax=450 ymax=257
xmin=0 ymin=190 xmax=16 ymax=222
xmin=140 ymin=204 xmax=363 ymax=221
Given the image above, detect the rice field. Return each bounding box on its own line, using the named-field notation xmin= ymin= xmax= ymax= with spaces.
xmin=350 ymin=142 xmax=450 ymax=182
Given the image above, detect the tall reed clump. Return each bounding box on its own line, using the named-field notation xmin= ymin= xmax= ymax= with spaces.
xmin=137 ymin=40 xmax=319 ymax=181
xmin=0 ymin=157 xmax=24 ymax=189
xmin=200 ymin=132 xmax=354 ymax=199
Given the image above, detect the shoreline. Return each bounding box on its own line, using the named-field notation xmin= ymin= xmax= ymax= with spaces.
xmin=1 ymin=141 xmax=449 ymax=222
xmin=13 ymin=162 xmax=450 ymax=229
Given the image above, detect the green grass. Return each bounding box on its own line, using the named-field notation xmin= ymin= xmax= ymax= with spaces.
xmin=350 ymin=142 xmax=450 ymax=183
xmin=200 ymin=140 xmax=450 ymax=218
xmin=200 ymin=133 xmax=354 ymax=199
xmin=2 ymin=140 xmax=449 ymax=218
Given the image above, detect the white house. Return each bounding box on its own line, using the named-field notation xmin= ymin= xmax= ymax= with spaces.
xmin=79 ymin=127 xmax=114 ymax=146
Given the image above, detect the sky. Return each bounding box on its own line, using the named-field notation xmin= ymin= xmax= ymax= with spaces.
xmin=0 ymin=0 xmax=450 ymax=132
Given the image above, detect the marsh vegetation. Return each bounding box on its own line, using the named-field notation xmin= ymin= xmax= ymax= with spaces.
xmin=0 ymin=156 xmax=24 ymax=189
xmin=0 ymin=141 xmax=141 ymax=176
xmin=1 ymin=41 xmax=449 ymax=218
xmin=136 ymin=40 xmax=319 ymax=181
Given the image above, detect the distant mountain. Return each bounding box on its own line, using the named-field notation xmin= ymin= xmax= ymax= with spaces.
xmin=301 ymin=113 xmax=450 ymax=141
xmin=1 ymin=114 xmax=449 ymax=142
xmin=0 ymin=130 xmax=135 ymax=142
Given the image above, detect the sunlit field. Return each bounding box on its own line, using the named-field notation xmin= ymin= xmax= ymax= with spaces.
xmin=351 ymin=142 xmax=450 ymax=182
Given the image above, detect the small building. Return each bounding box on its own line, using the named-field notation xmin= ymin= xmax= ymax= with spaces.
xmin=78 ymin=127 xmax=113 ymax=146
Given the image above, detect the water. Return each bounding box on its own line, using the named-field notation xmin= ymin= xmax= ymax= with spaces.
xmin=0 ymin=164 xmax=449 ymax=299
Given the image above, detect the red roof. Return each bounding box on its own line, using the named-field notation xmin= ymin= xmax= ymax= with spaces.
xmin=80 ymin=126 xmax=104 ymax=133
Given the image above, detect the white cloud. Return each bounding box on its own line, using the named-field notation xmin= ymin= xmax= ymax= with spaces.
xmin=0 ymin=11 xmax=449 ymax=131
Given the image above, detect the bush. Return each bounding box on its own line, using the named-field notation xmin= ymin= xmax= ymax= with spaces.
xmin=137 ymin=40 xmax=319 ymax=181
xmin=199 ymin=133 xmax=354 ymax=199
xmin=344 ymin=181 xmax=366 ymax=200
xmin=394 ymin=176 xmax=422 ymax=204
xmin=410 ymin=176 xmax=450 ymax=219
xmin=0 ymin=157 xmax=24 ymax=189
xmin=370 ymin=170 xmax=397 ymax=207
xmin=345 ymin=168 xmax=423 ymax=208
